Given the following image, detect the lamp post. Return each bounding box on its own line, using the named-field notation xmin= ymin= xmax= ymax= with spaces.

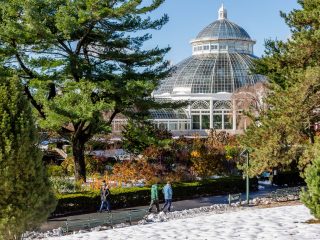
xmin=240 ymin=149 xmax=250 ymax=205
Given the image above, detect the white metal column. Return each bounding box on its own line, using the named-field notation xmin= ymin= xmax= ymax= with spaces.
xmin=232 ymin=99 xmax=237 ymax=131
xmin=210 ymin=99 xmax=213 ymax=129
xmin=188 ymin=103 xmax=192 ymax=130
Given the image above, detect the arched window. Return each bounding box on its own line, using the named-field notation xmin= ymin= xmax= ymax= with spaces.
xmin=191 ymin=101 xmax=210 ymax=130
xmin=213 ymin=101 xmax=232 ymax=130
xmin=191 ymin=100 xmax=210 ymax=110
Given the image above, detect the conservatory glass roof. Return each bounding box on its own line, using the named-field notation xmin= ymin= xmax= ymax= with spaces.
xmin=153 ymin=5 xmax=265 ymax=97
xmin=154 ymin=53 xmax=265 ymax=95
xmin=196 ymin=19 xmax=251 ymax=41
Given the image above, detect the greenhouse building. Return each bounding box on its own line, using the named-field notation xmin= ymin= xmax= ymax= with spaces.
xmin=150 ymin=5 xmax=266 ymax=136
xmin=112 ymin=5 xmax=266 ymax=137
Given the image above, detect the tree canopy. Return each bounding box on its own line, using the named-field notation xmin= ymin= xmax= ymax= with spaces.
xmin=239 ymin=0 xmax=320 ymax=176
xmin=0 ymin=0 xmax=171 ymax=181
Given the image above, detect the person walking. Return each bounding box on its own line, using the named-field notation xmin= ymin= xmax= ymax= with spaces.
xmin=148 ymin=182 xmax=160 ymax=213
xmin=161 ymin=181 xmax=173 ymax=212
xmin=99 ymin=180 xmax=111 ymax=212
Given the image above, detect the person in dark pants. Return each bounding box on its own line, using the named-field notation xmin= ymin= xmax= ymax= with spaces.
xmin=148 ymin=183 xmax=160 ymax=213
xmin=99 ymin=180 xmax=111 ymax=212
xmin=161 ymin=181 xmax=173 ymax=212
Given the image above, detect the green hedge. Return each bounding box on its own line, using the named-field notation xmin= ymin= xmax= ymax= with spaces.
xmin=53 ymin=177 xmax=258 ymax=216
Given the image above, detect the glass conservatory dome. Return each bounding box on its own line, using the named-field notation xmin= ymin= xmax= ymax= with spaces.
xmin=196 ymin=20 xmax=251 ymax=41
xmin=196 ymin=5 xmax=251 ymax=41
xmin=153 ymin=4 xmax=265 ymax=97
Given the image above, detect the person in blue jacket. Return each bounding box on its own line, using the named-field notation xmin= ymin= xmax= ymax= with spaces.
xmin=161 ymin=181 xmax=173 ymax=212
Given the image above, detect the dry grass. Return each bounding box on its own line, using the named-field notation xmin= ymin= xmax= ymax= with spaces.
xmin=305 ymin=219 xmax=320 ymax=224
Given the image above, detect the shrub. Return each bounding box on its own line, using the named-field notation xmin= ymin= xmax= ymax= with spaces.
xmin=110 ymin=160 xmax=164 ymax=186
xmin=47 ymin=165 xmax=65 ymax=177
xmin=50 ymin=177 xmax=77 ymax=194
xmin=61 ymin=156 xmax=106 ymax=176
xmin=301 ymin=156 xmax=320 ymax=219
xmin=61 ymin=157 xmax=75 ymax=176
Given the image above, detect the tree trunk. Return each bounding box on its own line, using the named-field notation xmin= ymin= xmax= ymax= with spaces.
xmin=72 ymin=137 xmax=86 ymax=182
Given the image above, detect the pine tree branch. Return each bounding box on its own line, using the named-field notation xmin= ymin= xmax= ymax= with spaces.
xmin=12 ymin=41 xmax=47 ymax=119
xmin=47 ymin=82 xmax=56 ymax=100
xmin=107 ymin=110 xmax=120 ymax=125
xmin=14 ymin=52 xmax=36 ymax=79
xmin=23 ymin=85 xmax=46 ymax=119
xmin=57 ymin=39 xmax=73 ymax=55
xmin=57 ymin=39 xmax=80 ymax=82
xmin=75 ymin=23 xmax=96 ymax=55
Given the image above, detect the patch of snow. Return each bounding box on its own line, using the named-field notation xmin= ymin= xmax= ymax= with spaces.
xmin=258 ymin=180 xmax=272 ymax=185
xmin=45 ymin=205 xmax=320 ymax=240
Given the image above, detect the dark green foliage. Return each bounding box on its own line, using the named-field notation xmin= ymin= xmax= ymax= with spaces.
xmin=0 ymin=75 xmax=56 ymax=240
xmin=0 ymin=0 xmax=170 ymax=181
xmin=122 ymin=120 xmax=172 ymax=155
xmin=273 ymin=171 xmax=305 ymax=187
xmin=239 ymin=0 xmax=320 ymax=218
xmin=47 ymin=165 xmax=65 ymax=177
xmin=240 ymin=0 xmax=320 ymax=176
xmin=53 ymin=177 xmax=258 ymax=215
xmin=301 ymin=155 xmax=320 ymax=219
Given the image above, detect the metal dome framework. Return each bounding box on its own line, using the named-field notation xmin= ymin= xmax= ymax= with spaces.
xmin=154 ymin=53 xmax=262 ymax=95
xmin=196 ymin=19 xmax=251 ymax=41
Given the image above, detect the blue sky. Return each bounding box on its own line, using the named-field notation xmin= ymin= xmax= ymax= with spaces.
xmin=144 ymin=0 xmax=300 ymax=64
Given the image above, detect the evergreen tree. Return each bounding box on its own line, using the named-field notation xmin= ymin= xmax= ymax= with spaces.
xmin=301 ymin=149 xmax=320 ymax=219
xmin=239 ymin=0 xmax=320 ymax=218
xmin=239 ymin=0 xmax=320 ymax=175
xmin=0 ymin=0 xmax=170 ymax=181
xmin=0 ymin=74 xmax=56 ymax=240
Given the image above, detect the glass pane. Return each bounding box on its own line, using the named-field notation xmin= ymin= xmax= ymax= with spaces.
xmin=192 ymin=115 xmax=200 ymax=130
xmin=179 ymin=122 xmax=189 ymax=130
xmin=213 ymin=115 xmax=222 ymax=129
xmin=202 ymin=115 xmax=210 ymax=129
xmin=224 ymin=114 xmax=233 ymax=129
xmin=169 ymin=122 xmax=178 ymax=130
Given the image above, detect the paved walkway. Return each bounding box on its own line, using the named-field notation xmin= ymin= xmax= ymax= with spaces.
xmin=40 ymin=182 xmax=278 ymax=232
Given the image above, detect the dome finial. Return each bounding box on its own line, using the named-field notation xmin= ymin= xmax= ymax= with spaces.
xmin=218 ymin=3 xmax=227 ymax=20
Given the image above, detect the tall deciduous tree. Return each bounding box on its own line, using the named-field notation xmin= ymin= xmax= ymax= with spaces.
xmin=0 ymin=74 xmax=56 ymax=240
xmin=239 ymin=0 xmax=320 ymax=176
xmin=0 ymin=0 xmax=170 ymax=181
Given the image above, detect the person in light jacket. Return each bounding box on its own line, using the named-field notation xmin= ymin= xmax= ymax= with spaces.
xmin=148 ymin=183 xmax=160 ymax=213
xmin=161 ymin=181 xmax=173 ymax=212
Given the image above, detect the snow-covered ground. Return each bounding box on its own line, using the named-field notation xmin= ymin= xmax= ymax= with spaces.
xmin=48 ymin=204 xmax=320 ymax=240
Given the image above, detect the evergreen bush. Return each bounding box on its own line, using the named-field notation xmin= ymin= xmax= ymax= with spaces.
xmin=0 ymin=76 xmax=56 ymax=239
xmin=301 ymin=156 xmax=320 ymax=219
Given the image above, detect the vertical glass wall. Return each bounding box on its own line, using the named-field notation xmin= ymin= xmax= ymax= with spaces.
xmin=150 ymin=101 xmax=237 ymax=132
